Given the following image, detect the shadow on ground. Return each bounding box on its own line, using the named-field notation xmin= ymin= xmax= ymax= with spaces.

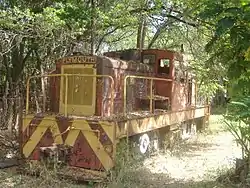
xmin=0 ymin=166 xmax=237 ymax=188
xmin=103 ymin=166 xmax=236 ymax=188
xmin=169 ymin=141 xmax=220 ymax=158
xmin=210 ymin=105 xmax=227 ymax=115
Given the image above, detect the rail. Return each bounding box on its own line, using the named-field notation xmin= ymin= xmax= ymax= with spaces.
xmin=25 ymin=74 xmax=114 ymax=116
xmin=123 ymin=75 xmax=172 ymax=115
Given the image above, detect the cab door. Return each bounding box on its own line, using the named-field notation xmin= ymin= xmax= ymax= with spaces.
xmin=59 ymin=64 xmax=96 ymax=116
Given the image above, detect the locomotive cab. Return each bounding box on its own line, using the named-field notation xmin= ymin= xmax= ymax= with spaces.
xmin=141 ymin=49 xmax=193 ymax=111
xmin=141 ymin=49 xmax=177 ymax=110
xmin=142 ymin=49 xmax=175 ymax=79
xmin=104 ymin=48 xmax=189 ymax=111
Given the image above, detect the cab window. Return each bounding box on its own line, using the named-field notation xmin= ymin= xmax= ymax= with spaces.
xmin=158 ymin=59 xmax=170 ymax=75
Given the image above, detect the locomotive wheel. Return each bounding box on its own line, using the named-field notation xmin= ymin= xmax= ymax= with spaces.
xmin=135 ymin=131 xmax=161 ymax=155
xmin=129 ymin=133 xmax=152 ymax=155
xmin=138 ymin=133 xmax=150 ymax=154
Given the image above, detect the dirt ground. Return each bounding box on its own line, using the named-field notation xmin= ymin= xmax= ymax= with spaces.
xmin=0 ymin=115 xmax=242 ymax=188
xmin=106 ymin=115 xmax=241 ymax=188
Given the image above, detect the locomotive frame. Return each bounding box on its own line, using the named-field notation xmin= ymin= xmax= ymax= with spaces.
xmin=21 ymin=49 xmax=210 ymax=181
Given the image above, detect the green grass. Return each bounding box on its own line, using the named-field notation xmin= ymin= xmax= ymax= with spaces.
xmin=198 ymin=114 xmax=227 ymax=136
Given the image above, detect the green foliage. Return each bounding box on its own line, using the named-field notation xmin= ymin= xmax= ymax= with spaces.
xmin=199 ymin=0 xmax=250 ymax=97
xmin=224 ymin=96 xmax=250 ymax=163
xmin=0 ymin=5 xmax=72 ymax=84
xmin=198 ymin=2 xmax=250 ymax=180
xmin=227 ymin=97 xmax=250 ymax=123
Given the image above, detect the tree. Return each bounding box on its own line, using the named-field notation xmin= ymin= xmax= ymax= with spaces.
xmin=198 ymin=0 xmax=250 ymax=181
xmin=198 ymin=0 xmax=250 ymax=98
xmin=0 ymin=4 xmax=76 ymax=130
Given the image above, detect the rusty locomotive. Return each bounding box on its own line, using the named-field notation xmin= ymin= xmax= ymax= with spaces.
xmin=21 ymin=48 xmax=210 ymax=180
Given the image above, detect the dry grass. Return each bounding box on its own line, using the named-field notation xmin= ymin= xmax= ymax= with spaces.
xmin=0 ymin=115 xmax=241 ymax=188
xmin=0 ymin=168 xmax=88 ymax=188
xmin=102 ymin=115 xmax=240 ymax=188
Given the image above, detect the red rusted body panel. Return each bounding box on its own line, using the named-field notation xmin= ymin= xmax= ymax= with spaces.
xmin=171 ymin=82 xmax=188 ymax=111
xmin=22 ymin=115 xmax=115 ymax=171
xmin=96 ymin=56 xmax=153 ymax=116
xmin=49 ymin=69 xmax=60 ymax=113
xmin=68 ymin=131 xmax=104 ymax=170
xmin=142 ymin=49 xmax=177 ymax=78
xmin=22 ymin=115 xmax=70 ymax=160
xmin=142 ymin=49 xmax=192 ymax=111
xmin=49 ymin=54 xmax=154 ymax=116
xmin=48 ymin=49 xmax=193 ymax=114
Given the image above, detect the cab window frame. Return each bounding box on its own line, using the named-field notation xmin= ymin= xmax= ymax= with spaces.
xmin=158 ymin=58 xmax=171 ymax=75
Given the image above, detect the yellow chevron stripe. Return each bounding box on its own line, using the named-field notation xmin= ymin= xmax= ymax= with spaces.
xmin=22 ymin=115 xmax=34 ymax=132
xmin=23 ymin=118 xmax=63 ymax=158
xmin=50 ymin=122 xmax=64 ymax=144
xmin=23 ymin=116 xmax=114 ymax=170
xmin=65 ymin=120 xmax=114 ymax=170
xmin=23 ymin=121 xmax=49 ymax=158
xmin=64 ymin=129 xmax=81 ymax=146
xmin=99 ymin=121 xmax=115 ymax=143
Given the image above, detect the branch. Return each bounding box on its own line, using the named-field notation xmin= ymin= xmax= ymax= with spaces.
xmin=184 ymin=15 xmax=216 ymax=28
xmin=95 ymin=25 xmax=128 ymax=53
xmin=148 ymin=19 xmax=175 ymax=49
xmin=163 ymin=14 xmax=198 ymax=27
xmin=108 ymin=31 xmax=135 ymax=43
xmin=22 ymin=48 xmax=33 ymax=66
xmin=0 ymin=34 xmax=19 ymax=56
xmin=148 ymin=6 xmax=199 ymax=49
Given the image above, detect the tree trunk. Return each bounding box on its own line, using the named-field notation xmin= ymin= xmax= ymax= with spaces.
xmin=137 ymin=18 xmax=144 ymax=49
xmin=137 ymin=18 xmax=147 ymax=49
xmin=41 ymin=66 xmax=46 ymax=112
xmin=141 ymin=19 xmax=147 ymax=49
xmin=6 ymin=84 xmax=14 ymax=133
xmin=136 ymin=0 xmax=148 ymax=51
xmin=90 ymin=0 xmax=96 ymax=55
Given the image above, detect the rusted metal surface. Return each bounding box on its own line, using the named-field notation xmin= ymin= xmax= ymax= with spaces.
xmin=171 ymin=81 xmax=188 ymax=111
xmin=142 ymin=49 xmax=178 ymax=79
xmin=123 ymin=75 xmax=172 ymax=114
xmin=26 ymin=73 xmax=114 ymax=117
xmin=96 ymin=56 xmax=154 ymax=116
xmin=104 ymin=49 xmax=141 ymax=61
xmin=46 ymin=55 xmax=155 ymax=117
xmin=141 ymin=49 xmax=176 ymax=110
xmin=116 ymin=105 xmax=210 ymax=138
xmin=22 ymin=115 xmax=116 ymax=171
xmin=141 ymin=49 xmax=195 ymax=112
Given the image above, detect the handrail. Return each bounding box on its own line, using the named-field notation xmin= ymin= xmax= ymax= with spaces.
xmin=26 ymin=74 xmax=114 ymax=116
xmin=123 ymin=75 xmax=172 ymax=115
